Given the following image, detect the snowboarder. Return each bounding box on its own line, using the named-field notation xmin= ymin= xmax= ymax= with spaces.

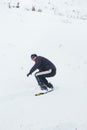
xmin=27 ymin=54 xmax=56 ymax=91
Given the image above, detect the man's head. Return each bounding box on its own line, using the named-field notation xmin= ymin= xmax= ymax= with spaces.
xmin=31 ymin=54 xmax=37 ymax=61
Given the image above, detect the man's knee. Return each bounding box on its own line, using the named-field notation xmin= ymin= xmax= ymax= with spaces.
xmin=34 ymin=72 xmax=40 ymax=82
xmin=34 ymin=72 xmax=38 ymax=78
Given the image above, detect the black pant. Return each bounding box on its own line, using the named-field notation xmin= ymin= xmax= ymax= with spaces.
xmin=35 ymin=69 xmax=56 ymax=86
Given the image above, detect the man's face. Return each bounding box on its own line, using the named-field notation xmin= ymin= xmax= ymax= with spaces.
xmin=31 ymin=56 xmax=37 ymax=61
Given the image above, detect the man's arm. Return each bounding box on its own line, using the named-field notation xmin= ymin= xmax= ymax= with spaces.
xmin=27 ymin=58 xmax=41 ymax=76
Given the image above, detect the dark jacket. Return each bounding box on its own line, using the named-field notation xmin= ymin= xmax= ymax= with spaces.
xmin=29 ymin=56 xmax=56 ymax=74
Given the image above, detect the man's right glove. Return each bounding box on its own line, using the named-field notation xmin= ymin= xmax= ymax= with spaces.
xmin=27 ymin=72 xmax=31 ymax=77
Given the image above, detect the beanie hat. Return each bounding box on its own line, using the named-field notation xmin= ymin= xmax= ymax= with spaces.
xmin=31 ymin=54 xmax=37 ymax=59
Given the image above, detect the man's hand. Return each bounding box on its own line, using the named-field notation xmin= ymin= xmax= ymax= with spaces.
xmin=27 ymin=72 xmax=31 ymax=77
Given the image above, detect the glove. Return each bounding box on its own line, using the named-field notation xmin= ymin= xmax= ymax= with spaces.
xmin=27 ymin=72 xmax=31 ymax=77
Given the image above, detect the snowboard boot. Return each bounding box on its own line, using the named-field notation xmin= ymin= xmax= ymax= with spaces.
xmin=47 ymin=83 xmax=54 ymax=89
xmin=40 ymin=83 xmax=48 ymax=91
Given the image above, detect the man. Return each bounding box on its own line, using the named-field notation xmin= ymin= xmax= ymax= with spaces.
xmin=27 ymin=54 xmax=56 ymax=91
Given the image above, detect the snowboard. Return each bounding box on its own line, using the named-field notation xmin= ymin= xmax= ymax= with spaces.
xmin=35 ymin=89 xmax=54 ymax=96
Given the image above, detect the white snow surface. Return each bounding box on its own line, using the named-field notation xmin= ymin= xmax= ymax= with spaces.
xmin=0 ymin=1 xmax=87 ymax=130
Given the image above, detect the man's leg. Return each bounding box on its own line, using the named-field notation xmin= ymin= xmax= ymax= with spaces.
xmin=35 ymin=72 xmax=48 ymax=90
xmin=35 ymin=69 xmax=55 ymax=90
xmin=38 ymin=76 xmax=54 ymax=89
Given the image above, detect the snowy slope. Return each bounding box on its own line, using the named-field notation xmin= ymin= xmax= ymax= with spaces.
xmin=1 ymin=0 xmax=87 ymax=21
xmin=0 ymin=1 xmax=87 ymax=130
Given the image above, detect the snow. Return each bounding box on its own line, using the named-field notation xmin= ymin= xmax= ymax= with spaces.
xmin=0 ymin=1 xmax=87 ymax=130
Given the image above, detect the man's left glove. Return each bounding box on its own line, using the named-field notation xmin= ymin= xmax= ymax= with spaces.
xmin=27 ymin=72 xmax=31 ymax=77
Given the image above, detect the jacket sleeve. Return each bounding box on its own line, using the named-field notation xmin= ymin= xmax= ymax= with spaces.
xmin=29 ymin=58 xmax=41 ymax=74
